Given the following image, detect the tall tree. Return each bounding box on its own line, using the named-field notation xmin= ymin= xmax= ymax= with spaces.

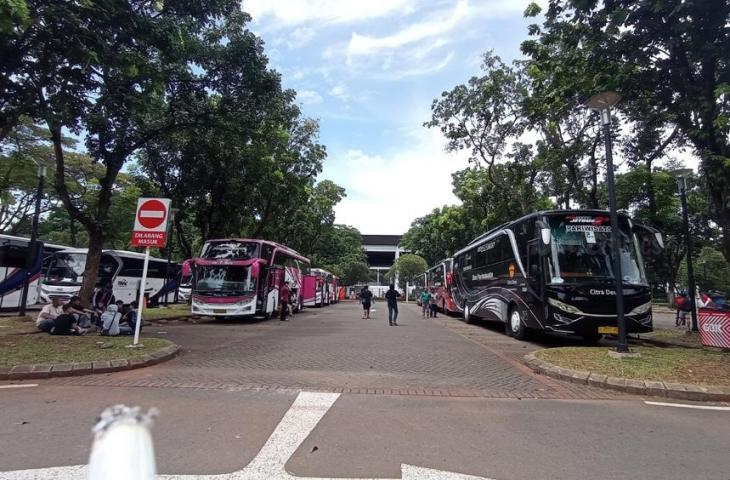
xmin=526 ymin=0 xmax=730 ymax=259
xmin=1 ymin=1 xmax=284 ymax=304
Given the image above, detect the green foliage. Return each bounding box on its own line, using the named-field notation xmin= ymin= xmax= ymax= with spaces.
xmin=386 ymin=254 xmax=428 ymax=289
xmin=307 ymin=224 xmax=366 ymax=277
xmin=679 ymin=247 xmax=730 ymax=295
xmin=0 ymin=1 xmax=342 ymax=304
xmin=339 ymin=261 xmax=370 ymax=286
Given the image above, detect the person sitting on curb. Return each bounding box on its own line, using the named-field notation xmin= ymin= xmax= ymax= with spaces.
xmin=119 ymin=301 xmax=142 ymax=336
xmin=50 ymin=303 xmax=87 ymax=335
xmin=36 ymin=296 xmax=64 ymax=333
xmin=100 ymin=303 xmax=121 ymax=336
xmin=68 ymin=295 xmax=95 ymax=330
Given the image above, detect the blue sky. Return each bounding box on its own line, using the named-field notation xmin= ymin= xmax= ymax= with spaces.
xmin=246 ymin=0 xmax=544 ymax=234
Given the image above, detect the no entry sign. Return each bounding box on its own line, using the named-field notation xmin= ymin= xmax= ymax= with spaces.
xmin=131 ymin=197 xmax=171 ymax=248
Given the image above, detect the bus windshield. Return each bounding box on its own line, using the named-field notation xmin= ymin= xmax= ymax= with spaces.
xmin=202 ymin=241 xmax=259 ymax=260
xmin=196 ymin=265 xmax=255 ymax=294
xmin=45 ymin=253 xmax=86 ymax=284
xmin=546 ymin=214 xmax=646 ymax=285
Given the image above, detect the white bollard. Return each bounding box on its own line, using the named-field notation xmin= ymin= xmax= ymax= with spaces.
xmin=87 ymin=405 xmax=158 ymax=480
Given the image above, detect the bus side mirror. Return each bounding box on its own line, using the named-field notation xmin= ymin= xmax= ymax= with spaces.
xmin=536 ymin=220 xmax=551 ymax=246
xmin=633 ymin=224 xmax=664 ymax=256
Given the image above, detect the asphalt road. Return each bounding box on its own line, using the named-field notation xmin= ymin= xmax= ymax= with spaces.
xmin=1 ymin=302 xmax=727 ymax=479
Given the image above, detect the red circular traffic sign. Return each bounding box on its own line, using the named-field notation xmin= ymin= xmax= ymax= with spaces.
xmin=137 ymin=199 xmax=167 ymax=229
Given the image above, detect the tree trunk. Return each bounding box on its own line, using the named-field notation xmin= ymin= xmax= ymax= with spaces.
xmin=78 ymin=227 xmax=104 ymax=307
xmin=69 ymin=216 xmax=77 ymax=247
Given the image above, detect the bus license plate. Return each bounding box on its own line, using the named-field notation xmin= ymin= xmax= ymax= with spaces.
xmin=214 ymin=309 xmax=226 ymax=314
xmin=598 ymin=326 xmax=619 ymax=335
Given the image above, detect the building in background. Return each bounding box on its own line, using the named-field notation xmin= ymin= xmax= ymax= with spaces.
xmin=361 ymin=235 xmax=404 ymax=294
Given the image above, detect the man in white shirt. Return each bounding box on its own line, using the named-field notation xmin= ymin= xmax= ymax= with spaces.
xmin=36 ymin=297 xmax=64 ymax=332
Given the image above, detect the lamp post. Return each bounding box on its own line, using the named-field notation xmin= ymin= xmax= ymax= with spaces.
xmin=587 ymin=91 xmax=629 ymax=353
xmin=669 ymin=169 xmax=698 ymax=332
xmin=18 ymin=163 xmax=47 ymax=316
xmin=164 ymin=208 xmax=179 ymax=306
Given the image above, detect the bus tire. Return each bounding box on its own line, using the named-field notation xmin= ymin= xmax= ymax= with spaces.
xmin=508 ymin=306 xmax=528 ymax=340
xmin=463 ymin=303 xmax=474 ymax=324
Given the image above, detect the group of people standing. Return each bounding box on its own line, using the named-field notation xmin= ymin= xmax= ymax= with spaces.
xmin=36 ymin=295 xmax=141 ymax=336
xmin=419 ymin=288 xmax=439 ymax=318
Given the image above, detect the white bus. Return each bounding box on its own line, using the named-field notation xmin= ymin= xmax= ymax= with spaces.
xmin=0 ymin=234 xmax=70 ymax=310
xmin=41 ymin=248 xmax=173 ymax=306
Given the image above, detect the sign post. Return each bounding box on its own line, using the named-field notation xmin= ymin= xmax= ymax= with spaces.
xmin=130 ymin=198 xmax=171 ymax=346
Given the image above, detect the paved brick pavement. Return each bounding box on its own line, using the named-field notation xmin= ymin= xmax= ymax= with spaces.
xmin=46 ymin=302 xmax=634 ymax=400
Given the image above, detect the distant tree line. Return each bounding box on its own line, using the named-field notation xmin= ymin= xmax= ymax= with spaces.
xmin=0 ymin=1 xmax=368 ymax=303
xmin=404 ymin=0 xmax=730 ymax=299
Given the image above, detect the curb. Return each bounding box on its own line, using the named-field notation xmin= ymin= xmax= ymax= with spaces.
xmin=523 ymin=352 xmax=730 ymax=402
xmin=0 ymin=344 xmax=180 ymax=381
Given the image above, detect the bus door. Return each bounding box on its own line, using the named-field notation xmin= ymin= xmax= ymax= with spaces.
xmin=265 ymin=266 xmax=284 ymax=315
xmin=526 ymin=240 xmax=544 ymax=300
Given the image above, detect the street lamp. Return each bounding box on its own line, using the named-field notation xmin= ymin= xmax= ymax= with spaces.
xmin=669 ymin=168 xmax=698 ymax=332
xmin=164 ymin=208 xmax=179 ymax=306
xmin=18 ymin=162 xmax=47 ymax=316
xmin=587 ymin=91 xmax=630 ymax=354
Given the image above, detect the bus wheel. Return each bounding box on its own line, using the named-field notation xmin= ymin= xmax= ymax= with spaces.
xmin=463 ymin=304 xmax=474 ymax=324
xmin=508 ymin=307 xmax=528 ymax=340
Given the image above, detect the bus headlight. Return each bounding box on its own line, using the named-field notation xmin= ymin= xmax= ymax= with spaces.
xmin=628 ymin=302 xmax=652 ymax=316
xmin=548 ymin=298 xmax=583 ymax=315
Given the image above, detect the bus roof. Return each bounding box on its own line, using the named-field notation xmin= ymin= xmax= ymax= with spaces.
xmin=460 ymin=209 xmax=628 ymax=253
xmin=203 ymin=238 xmax=310 ymax=263
xmin=0 ymin=234 xmax=69 ymax=252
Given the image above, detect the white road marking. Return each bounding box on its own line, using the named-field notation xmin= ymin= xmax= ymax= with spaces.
xmin=0 ymin=384 xmax=38 ymax=390
xmin=644 ymin=401 xmax=730 ymax=411
xmin=0 ymin=392 xmax=494 ymax=480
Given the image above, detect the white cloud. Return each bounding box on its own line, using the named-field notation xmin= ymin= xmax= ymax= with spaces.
xmin=297 ymin=89 xmax=323 ymax=104
xmin=289 ymin=26 xmax=316 ymax=47
xmin=322 ymin=128 xmax=471 ymax=234
xmin=329 ymin=84 xmax=348 ymax=101
xmin=347 ymin=0 xmax=468 ymax=58
xmin=244 ymin=0 xmax=415 ymax=26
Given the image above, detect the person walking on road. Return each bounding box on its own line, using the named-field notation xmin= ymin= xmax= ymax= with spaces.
xmin=360 ymin=285 xmax=373 ymax=319
xmin=385 ymin=284 xmax=401 ymax=326
xmin=280 ymin=281 xmax=291 ymax=321
xmin=420 ymin=289 xmax=431 ymax=318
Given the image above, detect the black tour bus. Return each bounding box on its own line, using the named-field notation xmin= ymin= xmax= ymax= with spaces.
xmin=452 ymin=210 xmax=661 ymax=342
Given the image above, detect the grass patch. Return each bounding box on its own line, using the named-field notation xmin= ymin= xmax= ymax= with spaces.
xmin=643 ymin=328 xmax=702 ymax=348
xmin=0 ymin=317 xmax=38 ymax=336
xmin=536 ymin=346 xmax=730 ymax=387
xmin=0 ymin=335 xmax=174 ymax=367
xmin=143 ymin=303 xmax=190 ymax=320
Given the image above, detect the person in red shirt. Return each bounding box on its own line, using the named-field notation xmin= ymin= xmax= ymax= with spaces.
xmin=279 ymin=281 xmax=291 ymax=321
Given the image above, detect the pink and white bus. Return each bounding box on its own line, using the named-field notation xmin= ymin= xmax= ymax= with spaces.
xmin=191 ymin=239 xmax=310 ymax=318
xmin=427 ymin=258 xmax=459 ymax=315
xmin=302 ymin=268 xmax=331 ymax=307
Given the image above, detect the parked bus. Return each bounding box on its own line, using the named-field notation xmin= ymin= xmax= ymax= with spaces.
xmin=332 ymin=275 xmax=341 ymax=303
xmin=192 ymin=238 xmax=310 ymax=318
xmin=0 ymin=234 xmax=68 ymax=310
xmin=452 ymin=210 xmax=659 ymax=342
xmin=303 ymin=268 xmax=330 ymax=307
xmin=427 ymin=258 xmax=459 ymax=314
xmin=41 ymin=248 xmax=173 ymax=306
